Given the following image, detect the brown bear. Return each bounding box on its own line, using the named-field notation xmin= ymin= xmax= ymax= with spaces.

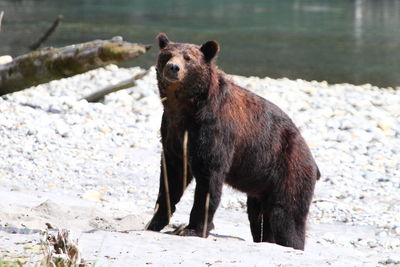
xmin=146 ymin=33 xmax=320 ymax=250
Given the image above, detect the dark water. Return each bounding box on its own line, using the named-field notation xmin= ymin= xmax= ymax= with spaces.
xmin=1 ymin=0 xmax=399 ymax=87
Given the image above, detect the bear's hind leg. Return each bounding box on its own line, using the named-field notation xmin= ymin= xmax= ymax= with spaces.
xmin=247 ymin=196 xmax=262 ymax=242
xmin=269 ymin=205 xmax=305 ymax=250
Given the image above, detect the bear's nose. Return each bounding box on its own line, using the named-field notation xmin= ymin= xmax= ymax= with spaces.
xmin=167 ymin=63 xmax=180 ymax=74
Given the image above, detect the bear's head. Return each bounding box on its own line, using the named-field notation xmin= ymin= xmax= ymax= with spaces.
xmin=156 ymin=33 xmax=220 ymax=100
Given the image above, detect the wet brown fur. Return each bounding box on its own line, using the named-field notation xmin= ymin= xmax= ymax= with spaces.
xmin=147 ymin=33 xmax=320 ymax=250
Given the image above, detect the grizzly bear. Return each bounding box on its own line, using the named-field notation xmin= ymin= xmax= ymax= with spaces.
xmin=146 ymin=33 xmax=320 ymax=250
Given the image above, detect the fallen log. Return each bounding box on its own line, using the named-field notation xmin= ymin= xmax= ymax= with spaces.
xmin=0 ymin=55 xmax=12 ymax=65
xmin=0 ymin=36 xmax=151 ymax=96
xmin=82 ymin=70 xmax=149 ymax=103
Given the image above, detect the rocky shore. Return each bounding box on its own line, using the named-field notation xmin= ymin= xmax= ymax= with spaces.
xmin=0 ymin=65 xmax=399 ymax=266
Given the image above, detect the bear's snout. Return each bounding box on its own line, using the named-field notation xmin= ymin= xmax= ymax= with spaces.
xmin=164 ymin=62 xmax=182 ymax=82
xmin=167 ymin=63 xmax=180 ymax=75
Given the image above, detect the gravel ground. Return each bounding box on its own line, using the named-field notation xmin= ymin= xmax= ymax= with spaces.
xmin=0 ymin=65 xmax=399 ymax=266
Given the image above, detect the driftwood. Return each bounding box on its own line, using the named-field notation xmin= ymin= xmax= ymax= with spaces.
xmin=82 ymin=70 xmax=149 ymax=102
xmin=0 ymin=37 xmax=150 ymax=95
xmin=29 ymin=15 xmax=63 ymax=51
xmin=0 ymin=55 xmax=12 ymax=65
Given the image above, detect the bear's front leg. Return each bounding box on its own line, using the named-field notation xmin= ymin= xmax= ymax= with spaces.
xmin=178 ymin=125 xmax=233 ymax=238
xmin=181 ymin=173 xmax=224 ymax=237
xmin=147 ymin=114 xmax=194 ymax=232
xmin=146 ymin=153 xmax=192 ymax=231
xmin=146 ymin=149 xmax=193 ymax=232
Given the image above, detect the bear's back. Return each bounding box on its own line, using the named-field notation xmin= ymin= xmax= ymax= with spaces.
xmin=219 ymin=80 xmax=317 ymax=196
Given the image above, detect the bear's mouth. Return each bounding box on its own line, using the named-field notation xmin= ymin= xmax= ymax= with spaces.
xmin=164 ymin=75 xmax=180 ymax=83
xmin=164 ymin=72 xmax=180 ymax=83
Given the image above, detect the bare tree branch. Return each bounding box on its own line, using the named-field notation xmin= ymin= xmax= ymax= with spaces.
xmin=82 ymin=70 xmax=149 ymax=102
xmin=29 ymin=15 xmax=63 ymax=50
xmin=0 ymin=11 xmax=4 ymax=32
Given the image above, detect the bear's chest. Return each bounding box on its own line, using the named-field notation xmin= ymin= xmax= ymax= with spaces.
xmin=163 ymin=83 xmax=195 ymax=119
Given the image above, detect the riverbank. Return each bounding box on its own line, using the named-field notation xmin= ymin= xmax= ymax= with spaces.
xmin=0 ymin=65 xmax=399 ymax=266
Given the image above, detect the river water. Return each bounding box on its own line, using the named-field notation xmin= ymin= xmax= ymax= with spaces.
xmin=1 ymin=0 xmax=399 ymax=87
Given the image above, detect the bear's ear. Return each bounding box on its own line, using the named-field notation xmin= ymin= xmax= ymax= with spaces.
xmin=200 ymin=40 xmax=220 ymax=62
xmin=157 ymin=33 xmax=169 ymax=49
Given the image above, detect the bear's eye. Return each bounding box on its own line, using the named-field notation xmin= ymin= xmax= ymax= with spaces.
xmin=184 ymin=55 xmax=191 ymax=61
xmin=160 ymin=52 xmax=172 ymax=62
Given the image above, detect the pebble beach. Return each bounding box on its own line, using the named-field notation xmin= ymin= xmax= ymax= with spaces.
xmin=0 ymin=65 xmax=399 ymax=266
